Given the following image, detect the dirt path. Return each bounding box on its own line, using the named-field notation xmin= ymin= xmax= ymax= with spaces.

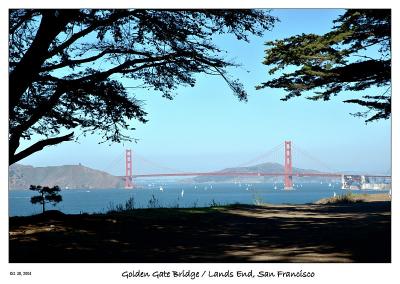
xmin=9 ymin=196 xmax=391 ymax=263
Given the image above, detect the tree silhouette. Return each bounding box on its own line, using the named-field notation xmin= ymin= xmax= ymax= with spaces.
xmin=256 ymin=9 xmax=390 ymax=123
xmin=30 ymin=185 xmax=63 ymax=214
xmin=9 ymin=9 xmax=278 ymax=165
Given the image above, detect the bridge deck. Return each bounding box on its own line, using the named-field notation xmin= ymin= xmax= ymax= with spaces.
xmin=124 ymin=172 xmax=391 ymax=178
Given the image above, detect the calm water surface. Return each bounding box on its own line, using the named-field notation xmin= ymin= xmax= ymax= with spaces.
xmin=9 ymin=182 xmax=389 ymax=216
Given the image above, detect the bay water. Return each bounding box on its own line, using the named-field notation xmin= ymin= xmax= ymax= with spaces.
xmin=9 ymin=182 xmax=389 ymax=216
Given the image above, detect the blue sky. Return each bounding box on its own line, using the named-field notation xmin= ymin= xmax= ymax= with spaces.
xmin=18 ymin=9 xmax=391 ymax=175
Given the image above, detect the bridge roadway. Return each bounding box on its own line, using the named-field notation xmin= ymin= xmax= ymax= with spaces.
xmin=124 ymin=172 xmax=391 ymax=178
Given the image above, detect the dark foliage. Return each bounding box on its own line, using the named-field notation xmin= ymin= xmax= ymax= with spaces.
xmin=9 ymin=9 xmax=277 ymax=165
xmin=256 ymin=9 xmax=391 ymax=123
xmin=29 ymin=185 xmax=63 ymax=213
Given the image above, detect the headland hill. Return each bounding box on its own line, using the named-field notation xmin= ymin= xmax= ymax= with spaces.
xmin=9 ymin=162 xmax=340 ymax=190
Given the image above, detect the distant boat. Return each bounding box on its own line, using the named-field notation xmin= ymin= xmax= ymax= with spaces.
xmin=328 ymin=183 xmax=332 ymax=187
xmin=333 ymin=192 xmax=337 ymax=197
xmin=159 ymin=186 xmax=163 ymax=192
xmin=245 ymin=187 xmax=249 ymax=191
xmin=86 ymin=190 xmax=90 ymax=193
xmin=274 ymin=185 xmax=278 ymax=190
xmin=210 ymin=185 xmax=213 ymax=189
xmin=181 ymin=189 xmax=184 ymax=197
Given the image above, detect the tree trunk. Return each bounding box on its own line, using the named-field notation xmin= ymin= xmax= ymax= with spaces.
xmin=9 ymin=10 xmax=76 ymax=119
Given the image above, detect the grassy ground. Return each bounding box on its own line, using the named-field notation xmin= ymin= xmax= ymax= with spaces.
xmin=9 ymin=194 xmax=391 ymax=263
xmin=315 ymin=192 xmax=391 ymax=204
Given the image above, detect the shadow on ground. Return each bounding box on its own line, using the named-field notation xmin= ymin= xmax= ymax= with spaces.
xmin=9 ymin=201 xmax=391 ymax=263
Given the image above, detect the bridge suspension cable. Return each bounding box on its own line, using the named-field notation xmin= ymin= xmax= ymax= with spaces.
xmin=292 ymin=144 xmax=337 ymax=173
xmin=234 ymin=143 xmax=283 ymax=168
xmin=103 ymin=150 xmax=125 ymax=174
xmin=134 ymin=154 xmax=188 ymax=174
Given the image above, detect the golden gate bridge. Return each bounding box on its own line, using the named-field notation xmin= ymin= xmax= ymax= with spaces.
xmin=121 ymin=141 xmax=391 ymax=190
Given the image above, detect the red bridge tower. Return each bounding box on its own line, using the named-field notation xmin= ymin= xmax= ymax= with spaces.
xmin=125 ymin=149 xmax=133 ymax=189
xmin=284 ymin=141 xmax=293 ymax=190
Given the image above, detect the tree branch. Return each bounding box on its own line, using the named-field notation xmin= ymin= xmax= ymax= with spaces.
xmin=10 ymin=132 xmax=74 ymax=165
xmin=47 ymin=25 xmax=98 ymax=58
xmin=41 ymin=49 xmax=153 ymax=72
xmin=9 ymin=9 xmax=37 ymax=34
xmin=9 ymin=88 xmax=66 ymax=156
xmin=41 ymin=50 xmax=110 ymax=72
xmin=9 ymin=10 xmax=77 ymax=116
xmin=38 ymin=51 xmax=191 ymax=87
xmin=47 ymin=10 xmax=141 ymax=58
